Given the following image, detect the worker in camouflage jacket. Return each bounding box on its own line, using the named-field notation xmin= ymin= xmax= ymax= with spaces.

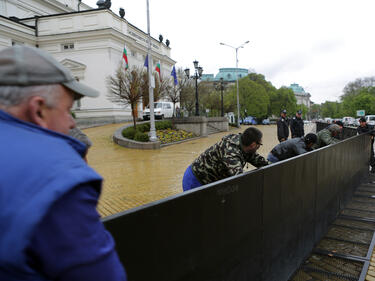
xmin=313 ymin=124 xmax=342 ymax=149
xmin=182 ymin=127 xmax=269 ymax=191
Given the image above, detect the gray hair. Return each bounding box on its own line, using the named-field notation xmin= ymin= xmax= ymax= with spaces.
xmin=328 ymin=124 xmax=341 ymax=133
xmin=0 ymin=85 xmax=61 ymax=109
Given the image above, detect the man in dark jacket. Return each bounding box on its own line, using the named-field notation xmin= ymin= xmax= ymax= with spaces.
xmin=290 ymin=110 xmax=304 ymax=138
xmin=357 ymin=117 xmax=375 ymax=172
xmin=267 ymin=133 xmax=317 ymax=163
xmin=277 ymin=109 xmax=289 ymax=142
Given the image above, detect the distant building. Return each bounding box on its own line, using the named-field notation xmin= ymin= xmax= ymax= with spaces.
xmin=201 ymin=74 xmax=215 ymax=81
xmin=289 ymin=83 xmax=311 ymax=108
xmin=201 ymin=68 xmax=249 ymax=83
xmin=0 ymin=0 xmax=175 ymax=126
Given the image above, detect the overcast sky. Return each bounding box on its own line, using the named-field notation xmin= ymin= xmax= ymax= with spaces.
xmin=84 ymin=0 xmax=375 ymax=104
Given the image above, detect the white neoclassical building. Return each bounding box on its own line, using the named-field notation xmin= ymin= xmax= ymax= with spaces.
xmin=0 ymin=0 xmax=176 ymax=126
xmin=289 ymin=83 xmax=311 ymax=108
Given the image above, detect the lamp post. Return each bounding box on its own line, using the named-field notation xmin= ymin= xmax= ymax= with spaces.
xmin=220 ymin=40 xmax=249 ymax=127
xmin=214 ymin=77 xmax=227 ymax=117
xmin=184 ymin=60 xmax=203 ymax=116
xmin=146 ymin=0 xmax=157 ymax=141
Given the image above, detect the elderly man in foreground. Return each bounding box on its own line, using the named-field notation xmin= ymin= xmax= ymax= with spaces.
xmin=0 ymin=46 xmax=126 ymax=280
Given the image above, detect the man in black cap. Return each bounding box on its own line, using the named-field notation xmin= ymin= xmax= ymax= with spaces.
xmin=267 ymin=133 xmax=317 ymax=163
xmin=290 ymin=110 xmax=304 ymax=138
xmin=0 ymin=46 xmax=126 ymax=280
xmin=357 ymin=117 xmax=375 ymax=172
xmin=277 ymin=109 xmax=289 ymax=142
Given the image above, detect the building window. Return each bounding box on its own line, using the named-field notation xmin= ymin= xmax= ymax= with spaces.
xmin=12 ymin=40 xmax=24 ymax=46
xmin=62 ymin=43 xmax=74 ymax=51
xmin=131 ymin=50 xmax=136 ymax=57
xmin=227 ymin=74 xmax=231 ymax=79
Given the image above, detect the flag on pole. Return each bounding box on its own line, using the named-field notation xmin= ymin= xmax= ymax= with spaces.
xmin=144 ymin=54 xmax=149 ymax=68
xmin=122 ymin=45 xmax=129 ymax=70
xmin=171 ymin=66 xmax=178 ymax=85
xmin=155 ymin=61 xmax=161 ymax=80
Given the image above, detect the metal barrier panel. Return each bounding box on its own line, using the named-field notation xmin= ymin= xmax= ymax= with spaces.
xmin=316 ymin=122 xmax=357 ymax=139
xmin=104 ymin=170 xmax=264 ymax=281
xmin=103 ymin=133 xmax=370 ymax=281
xmin=262 ymin=152 xmax=318 ymax=281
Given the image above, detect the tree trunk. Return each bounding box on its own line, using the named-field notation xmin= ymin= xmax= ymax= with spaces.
xmin=131 ymin=103 xmax=136 ymax=129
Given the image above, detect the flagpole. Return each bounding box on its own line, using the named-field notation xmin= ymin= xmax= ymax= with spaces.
xmin=146 ymin=0 xmax=157 ymax=141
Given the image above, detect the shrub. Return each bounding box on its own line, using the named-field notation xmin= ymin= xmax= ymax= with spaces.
xmin=122 ymin=127 xmax=136 ymax=139
xmin=137 ymin=123 xmax=150 ymax=133
xmin=134 ymin=131 xmax=149 ymax=142
xmin=156 ymin=120 xmax=172 ymax=130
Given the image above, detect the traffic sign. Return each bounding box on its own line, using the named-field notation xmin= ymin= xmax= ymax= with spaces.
xmin=357 ymin=110 xmax=365 ymax=116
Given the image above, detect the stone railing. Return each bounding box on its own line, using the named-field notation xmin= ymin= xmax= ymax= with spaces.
xmin=172 ymin=116 xmax=228 ymax=137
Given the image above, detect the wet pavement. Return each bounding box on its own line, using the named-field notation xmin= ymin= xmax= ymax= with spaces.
xmin=84 ymin=123 xmax=315 ymax=217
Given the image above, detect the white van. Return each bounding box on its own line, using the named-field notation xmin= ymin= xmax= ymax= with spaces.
xmin=342 ymin=117 xmax=355 ymax=126
xmin=365 ymin=115 xmax=375 ymax=126
xmin=143 ymin=102 xmax=174 ymax=120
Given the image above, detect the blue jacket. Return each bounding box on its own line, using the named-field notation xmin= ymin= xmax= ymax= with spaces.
xmin=0 ymin=110 xmax=102 ymax=280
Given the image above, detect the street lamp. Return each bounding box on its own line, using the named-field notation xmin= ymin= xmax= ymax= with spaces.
xmin=214 ymin=77 xmax=227 ymax=117
xmin=220 ymin=40 xmax=249 ymax=127
xmin=184 ymin=60 xmax=203 ymax=116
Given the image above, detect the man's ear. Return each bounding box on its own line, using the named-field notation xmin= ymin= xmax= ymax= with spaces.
xmin=26 ymin=96 xmax=49 ymax=129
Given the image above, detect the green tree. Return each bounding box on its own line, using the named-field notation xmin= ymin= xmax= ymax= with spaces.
xmin=199 ymin=81 xmax=222 ymax=117
xmin=342 ymin=77 xmax=375 ymax=99
xmin=349 ymin=91 xmax=375 ymax=116
xmin=271 ymin=87 xmax=297 ymax=116
xmin=309 ymin=104 xmax=321 ymax=120
xmin=247 ymin=72 xmax=277 ymax=116
xmin=226 ymin=77 xmax=269 ymax=119
xmin=320 ymin=101 xmax=342 ymax=118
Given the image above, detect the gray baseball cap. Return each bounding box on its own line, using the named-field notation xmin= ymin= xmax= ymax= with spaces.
xmin=0 ymin=45 xmax=99 ymax=98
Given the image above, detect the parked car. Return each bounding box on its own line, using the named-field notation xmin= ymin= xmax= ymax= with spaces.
xmin=365 ymin=115 xmax=375 ymax=126
xmin=342 ymin=116 xmax=356 ymax=126
xmin=143 ymin=102 xmax=174 ymax=120
xmin=262 ymin=118 xmax=270 ymax=125
xmin=243 ymin=116 xmax=257 ymax=125
xmin=324 ymin=117 xmax=333 ymax=123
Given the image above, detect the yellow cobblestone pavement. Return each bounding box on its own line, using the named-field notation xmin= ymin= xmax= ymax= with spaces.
xmin=83 ymin=123 xmax=288 ymax=217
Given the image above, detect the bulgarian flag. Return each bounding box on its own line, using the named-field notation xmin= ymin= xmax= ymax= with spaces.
xmin=122 ymin=45 xmax=129 ymax=70
xmin=155 ymin=61 xmax=161 ymax=80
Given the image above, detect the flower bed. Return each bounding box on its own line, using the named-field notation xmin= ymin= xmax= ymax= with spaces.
xmin=121 ymin=121 xmax=195 ymax=144
xmin=156 ymin=128 xmax=195 ymax=144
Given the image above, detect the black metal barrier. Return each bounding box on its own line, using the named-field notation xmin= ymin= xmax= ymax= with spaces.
xmin=316 ymin=122 xmax=357 ymax=139
xmin=103 ymin=133 xmax=371 ymax=281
